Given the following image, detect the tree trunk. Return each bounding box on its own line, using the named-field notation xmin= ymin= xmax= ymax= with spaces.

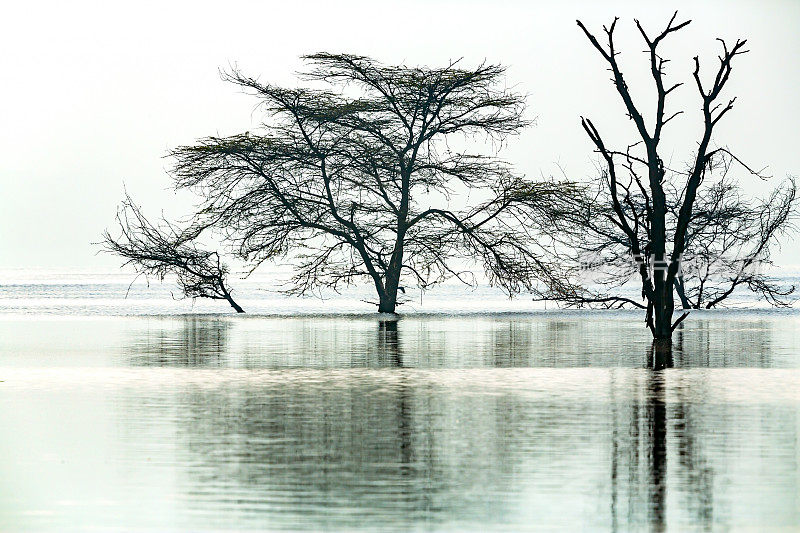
xmin=225 ymin=295 xmax=245 ymax=313
xmin=652 ymin=290 xmax=674 ymax=341
xmin=217 ymin=277 xmax=245 ymax=313
xmin=379 ymin=269 xmax=400 ymax=313
xmin=378 ymin=292 xmax=397 ymax=314
xmin=647 ymin=141 xmax=674 ymax=342
xmin=378 ymin=237 xmax=404 ymax=314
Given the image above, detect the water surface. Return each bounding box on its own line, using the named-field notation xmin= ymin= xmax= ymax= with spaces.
xmin=1 ymin=314 xmax=799 ymax=531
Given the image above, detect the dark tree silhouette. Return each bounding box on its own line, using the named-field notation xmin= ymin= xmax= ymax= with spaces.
xmin=102 ymin=194 xmax=245 ymax=313
xmin=169 ymin=54 xmax=579 ymax=313
xmin=558 ymin=12 xmax=796 ymax=342
xmin=562 ymin=173 xmax=796 ymax=312
xmin=673 ymin=176 xmax=796 ymax=309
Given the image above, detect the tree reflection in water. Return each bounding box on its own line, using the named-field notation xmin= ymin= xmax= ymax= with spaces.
xmin=125 ymin=316 xmax=230 ymax=366
xmin=107 ymin=315 xmax=800 ymax=530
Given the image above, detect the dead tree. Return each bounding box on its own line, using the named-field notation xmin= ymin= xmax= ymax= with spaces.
xmin=563 ymin=12 xmax=793 ymax=341
xmin=674 ymin=176 xmax=796 ymax=309
xmin=102 ymin=194 xmax=245 ymax=313
xmin=562 ymin=170 xmax=796 ymax=313
xmin=169 ymin=54 xmax=579 ymax=313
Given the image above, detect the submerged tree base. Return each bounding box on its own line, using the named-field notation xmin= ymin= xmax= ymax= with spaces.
xmin=648 ymin=338 xmax=674 ymax=370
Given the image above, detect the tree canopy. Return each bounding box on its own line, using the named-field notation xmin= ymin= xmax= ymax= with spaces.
xmin=168 ymin=53 xmax=579 ymax=312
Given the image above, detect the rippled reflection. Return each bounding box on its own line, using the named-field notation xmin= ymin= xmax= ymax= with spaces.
xmin=1 ymin=314 xmax=798 ymax=531
xmin=127 ymin=316 xmax=231 ymax=366
xmin=112 ymin=313 xmax=798 ymax=369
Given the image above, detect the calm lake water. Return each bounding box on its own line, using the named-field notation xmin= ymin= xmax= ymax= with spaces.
xmin=1 ymin=311 xmax=799 ymax=532
xmin=1 ymin=272 xmax=799 ymax=531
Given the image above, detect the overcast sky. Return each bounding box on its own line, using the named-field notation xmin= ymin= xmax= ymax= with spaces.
xmin=1 ymin=0 xmax=798 ymax=270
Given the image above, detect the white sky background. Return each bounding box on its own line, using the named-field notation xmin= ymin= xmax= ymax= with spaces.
xmin=1 ymin=0 xmax=798 ymax=271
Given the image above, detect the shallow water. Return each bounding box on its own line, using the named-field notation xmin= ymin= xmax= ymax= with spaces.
xmin=1 ymin=313 xmax=799 ymax=531
xmin=3 ymin=268 xmax=798 ymax=316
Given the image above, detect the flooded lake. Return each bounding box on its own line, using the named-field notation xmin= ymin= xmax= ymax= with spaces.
xmin=1 ymin=313 xmax=799 ymax=531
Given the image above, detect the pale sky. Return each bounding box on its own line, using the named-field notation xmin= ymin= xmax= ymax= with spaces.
xmin=1 ymin=0 xmax=798 ymax=270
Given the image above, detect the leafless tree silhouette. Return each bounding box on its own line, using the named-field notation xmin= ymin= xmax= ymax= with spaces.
xmin=102 ymin=194 xmax=244 ymax=313
xmin=673 ymin=176 xmax=795 ymax=309
xmin=557 ymin=12 xmax=796 ymax=341
xmin=168 ymin=54 xmax=580 ymax=313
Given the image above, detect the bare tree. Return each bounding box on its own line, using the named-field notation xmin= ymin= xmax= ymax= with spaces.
xmin=673 ymin=176 xmax=796 ymax=309
xmin=561 ymin=169 xmax=796 ymax=313
xmin=102 ymin=194 xmax=245 ymax=313
xmin=169 ymin=54 xmax=579 ymax=313
xmin=559 ymin=12 xmax=795 ymax=342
